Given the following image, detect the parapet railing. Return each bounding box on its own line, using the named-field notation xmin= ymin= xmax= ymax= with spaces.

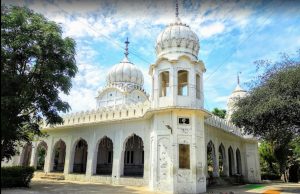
xmin=205 ymin=115 xmax=243 ymax=137
xmin=43 ymin=101 xmax=151 ymax=128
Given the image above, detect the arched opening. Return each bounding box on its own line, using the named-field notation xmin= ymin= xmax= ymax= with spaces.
xmin=36 ymin=141 xmax=47 ymax=171
xmin=228 ymin=146 xmax=235 ymax=176
xmin=52 ymin=140 xmax=66 ymax=172
xmin=73 ymin=139 xmax=88 ymax=174
xmin=196 ymin=74 xmax=201 ymax=99
xmin=219 ymin=143 xmax=227 ymax=176
xmin=96 ymin=137 xmax=113 ymax=175
xmin=178 ymin=70 xmax=188 ymax=96
xmin=207 ymin=141 xmax=217 ymax=177
xmin=123 ymin=134 xmax=144 ymax=177
xmin=20 ymin=143 xmax=32 ymax=166
xmin=236 ymin=148 xmax=242 ymax=175
xmin=159 ymin=71 xmax=170 ymax=97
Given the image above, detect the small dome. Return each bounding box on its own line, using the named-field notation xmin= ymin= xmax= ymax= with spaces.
xmin=229 ymin=84 xmax=247 ymax=100
xmin=106 ymin=57 xmax=144 ymax=86
xmin=156 ymin=18 xmax=200 ymax=59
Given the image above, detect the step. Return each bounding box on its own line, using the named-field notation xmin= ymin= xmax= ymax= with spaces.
xmin=39 ymin=173 xmax=65 ymax=180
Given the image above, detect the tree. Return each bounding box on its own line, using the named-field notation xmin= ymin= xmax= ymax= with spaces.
xmin=231 ymin=50 xmax=300 ymax=181
xmin=259 ymin=141 xmax=280 ymax=179
xmin=211 ymin=108 xmax=226 ymax=119
xmin=1 ymin=6 xmax=77 ymax=160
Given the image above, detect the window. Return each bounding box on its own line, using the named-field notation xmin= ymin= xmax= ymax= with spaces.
xmin=125 ymin=151 xmax=134 ymax=164
xmin=196 ymin=74 xmax=201 ymax=99
xmin=159 ymin=71 xmax=170 ymax=97
xmin=178 ymin=70 xmax=188 ymax=96
xmin=179 ymin=144 xmax=190 ymax=169
xmin=108 ymin=151 xmax=112 ymax=164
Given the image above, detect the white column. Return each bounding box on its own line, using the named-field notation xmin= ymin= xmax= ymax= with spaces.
xmin=86 ymin=131 xmax=97 ymax=177
xmin=30 ymin=142 xmax=38 ymax=168
xmin=213 ymin=140 xmax=220 ymax=177
xmin=64 ymin=138 xmax=73 ymax=174
xmin=112 ymin=132 xmax=123 ymax=184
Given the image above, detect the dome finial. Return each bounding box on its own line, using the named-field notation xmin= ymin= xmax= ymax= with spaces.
xmin=175 ymin=0 xmax=179 ymax=18
xmin=124 ymin=37 xmax=129 ymax=58
xmin=237 ymin=71 xmax=241 ymax=85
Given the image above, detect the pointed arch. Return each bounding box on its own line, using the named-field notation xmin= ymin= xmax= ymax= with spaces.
xmin=236 ymin=148 xmax=242 ymax=175
xmin=52 ymin=139 xmax=66 ymax=172
xmin=73 ymin=138 xmax=88 ymax=173
xmin=123 ymin=134 xmax=144 ymax=177
xmin=95 ymin=136 xmax=113 ymax=175
xmin=20 ymin=143 xmax=32 ymax=166
xmin=218 ymin=143 xmax=228 ymax=176
xmin=228 ymin=146 xmax=235 ymax=176
xmin=207 ymin=140 xmax=218 ymax=177
xmin=35 ymin=141 xmax=47 ymax=170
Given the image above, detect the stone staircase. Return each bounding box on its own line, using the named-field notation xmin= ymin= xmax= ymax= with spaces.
xmin=37 ymin=172 xmax=65 ymax=180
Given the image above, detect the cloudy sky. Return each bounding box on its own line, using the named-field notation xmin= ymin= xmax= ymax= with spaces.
xmin=2 ymin=0 xmax=300 ymax=112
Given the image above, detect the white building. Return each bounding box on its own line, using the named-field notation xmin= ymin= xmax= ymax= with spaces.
xmin=2 ymin=4 xmax=261 ymax=194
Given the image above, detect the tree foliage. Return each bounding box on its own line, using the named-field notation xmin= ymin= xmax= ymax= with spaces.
xmin=211 ymin=108 xmax=226 ymax=119
xmin=231 ymin=50 xmax=300 ymax=181
xmin=1 ymin=6 xmax=77 ymax=160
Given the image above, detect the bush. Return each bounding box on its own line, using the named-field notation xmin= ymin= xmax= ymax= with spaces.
xmin=1 ymin=166 xmax=34 ymax=188
xmin=261 ymin=172 xmax=281 ymax=180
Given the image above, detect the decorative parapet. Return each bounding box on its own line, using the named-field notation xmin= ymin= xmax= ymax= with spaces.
xmin=97 ymin=82 xmax=149 ymax=96
xmin=42 ymin=101 xmax=151 ymax=129
xmin=205 ymin=115 xmax=243 ymax=137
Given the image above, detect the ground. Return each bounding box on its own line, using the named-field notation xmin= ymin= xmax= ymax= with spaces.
xmin=1 ymin=179 xmax=300 ymax=194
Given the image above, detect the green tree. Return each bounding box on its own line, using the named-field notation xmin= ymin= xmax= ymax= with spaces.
xmin=1 ymin=6 xmax=77 ymax=160
xmin=259 ymin=141 xmax=279 ymax=175
xmin=231 ymin=50 xmax=300 ymax=181
xmin=211 ymin=108 xmax=226 ymax=119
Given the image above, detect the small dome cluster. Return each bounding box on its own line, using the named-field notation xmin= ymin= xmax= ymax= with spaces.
xmin=156 ymin=18 xmax=200 ymax=59
xmin=106 ymin=57 xmax=144 ymax=86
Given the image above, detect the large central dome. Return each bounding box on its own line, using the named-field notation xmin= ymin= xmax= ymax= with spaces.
xmin=106 ymin=57 xmax=144 ymax=86
xmin=155 ymin=17 xmax=200 ymax=59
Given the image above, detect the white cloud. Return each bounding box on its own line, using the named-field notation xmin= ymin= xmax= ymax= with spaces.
xmin=199 ymin=22 xmax=225 ymax=38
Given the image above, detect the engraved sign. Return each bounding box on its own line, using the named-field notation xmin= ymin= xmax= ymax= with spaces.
xmin=178 ymin=117 xmax=190 ymax=125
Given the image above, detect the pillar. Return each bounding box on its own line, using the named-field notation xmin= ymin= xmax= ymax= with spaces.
xmin=112 ymin=132 xmax=122 ymax=184
xmin=64 ymin=138 xmax=73 ymax=174
xmin=86 ymin=132 xmax=97 ymax=177
xmin=30 ymin=142 xmax=38 ymax=168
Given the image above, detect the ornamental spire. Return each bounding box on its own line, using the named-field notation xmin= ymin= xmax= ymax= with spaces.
xmin=175 ymin=0 xmax=179 ymax=18
xmin=237 ymin=72 xmax=241 ymax=85
xmin=124 ymin=37 xmax=129 ymax=58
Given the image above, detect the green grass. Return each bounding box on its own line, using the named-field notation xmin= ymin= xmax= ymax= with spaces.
xmin=244 ymin=184 xmax=265 ymax=189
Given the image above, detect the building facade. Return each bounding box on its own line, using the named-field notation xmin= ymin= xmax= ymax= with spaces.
xmin=2 ymin=6 xmax=261 ymax=194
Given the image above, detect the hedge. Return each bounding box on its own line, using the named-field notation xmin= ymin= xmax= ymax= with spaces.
xmin=1 ymin=166 xmax=35 ymax=188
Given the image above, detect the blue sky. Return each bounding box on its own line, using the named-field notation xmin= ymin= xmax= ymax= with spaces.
xmin=3 ymin=0 xmax=300 ymax=112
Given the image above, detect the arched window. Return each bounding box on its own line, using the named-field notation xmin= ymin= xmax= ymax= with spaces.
xmin=178 ymin=70 xmax=188 ymax=96
xmin=96 ymin=137 xmax=113 ymax=175
xmin=159 ymin=71 xmax=170 ymax=97
xmin=196 ymin=74 xmax=201 ymax=99
xmin=236 ymin=148 xmax=242 ymax=175
xmin=123 ymin=134 xmax=144 ymax=177
xmin=73 ymin=139 xmax=88 ymax=174
xmin=52 ymin=140 xmax=66 ymax=172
